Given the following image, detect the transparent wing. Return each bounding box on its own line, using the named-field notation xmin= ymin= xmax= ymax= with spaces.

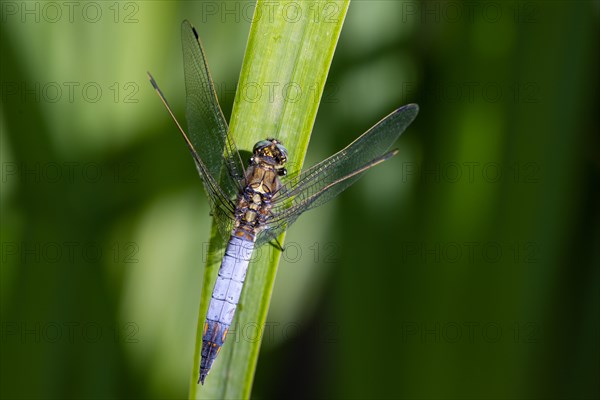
xmin=148 ymin=20 xmax=247 ymax=239
xmin=256 ymin=104 xmax=419 ymax=246
xmin=147 ymin=72 xmax=236 ymax=238
xmin=181 ymin=19 xmax=246 ymax=202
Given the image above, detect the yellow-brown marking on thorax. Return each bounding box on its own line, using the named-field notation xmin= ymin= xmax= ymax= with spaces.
xmin=232 ymin=138 xmax=288 ymax=241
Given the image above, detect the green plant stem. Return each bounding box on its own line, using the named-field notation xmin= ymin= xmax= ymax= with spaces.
xmin=189 ymin=1 xmax=350 ymax=399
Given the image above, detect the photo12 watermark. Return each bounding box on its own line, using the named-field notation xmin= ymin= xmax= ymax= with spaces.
xmin=201 ymin=240 xmax=342 ymax=265
xmin=213 ymin=80 xmax=340 ymax=106
xmin=399 ymin=161 xmax=542 ymax=184
xmin=1 ymin=321 xmax=140 ymax=344
xmin=1 ymin=81 xmax=140 ymax=104
xmin=195 ymin=1 xmax=344 ymax=24
xmin=224 ymin=320 xmax=339 ymax=345
xmin=1 ymin=241 xmax=139 ymax=265
xmin=401 ymin=81 xmax=542 ymax=105
xmin=1 ymin=1 xmax=140 ymax=24
xmin=398 ymin=241 xmax=541 ymax=264
xmin=400 ymin=1 xmax=539 ymax=25
xmin=1 ymin=161 xmax=139 ymax=185
xmin=399 ymin=320 xmax=541 ymax=344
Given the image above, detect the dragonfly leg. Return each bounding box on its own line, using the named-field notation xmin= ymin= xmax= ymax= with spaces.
xmin=269 ymin=236 xmax=285 ymax=252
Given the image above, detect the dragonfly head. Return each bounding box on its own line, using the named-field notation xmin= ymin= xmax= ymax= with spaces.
xmin=251 ymin=138 xmax=288 ymax=176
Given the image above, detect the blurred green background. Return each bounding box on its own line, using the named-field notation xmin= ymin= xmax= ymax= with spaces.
xmin=1 ymin=1 xmax=598 ymax=399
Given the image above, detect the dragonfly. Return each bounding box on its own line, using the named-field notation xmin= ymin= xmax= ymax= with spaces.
xmin=148 ymin=20 xmax=419 ymax=385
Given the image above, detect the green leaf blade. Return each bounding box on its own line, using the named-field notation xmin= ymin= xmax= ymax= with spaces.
xmin=189 ymin=1 xmax=350 ymax=399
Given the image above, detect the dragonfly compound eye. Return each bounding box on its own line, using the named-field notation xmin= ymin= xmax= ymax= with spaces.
xmin=275 ymin=144 xmax=288 ymax=160
xmin=253 ymin=140 xmax=272 ymax=154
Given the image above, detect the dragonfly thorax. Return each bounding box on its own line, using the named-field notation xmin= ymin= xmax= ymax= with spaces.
xmin=234 ymin=139 xmax=288 ymax=242
xmin=250 ymin=138 xmax=288 ymax=177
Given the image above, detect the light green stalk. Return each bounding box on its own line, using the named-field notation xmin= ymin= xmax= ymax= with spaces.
xmin=189 ymin=1 xmax=350 ymax=398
